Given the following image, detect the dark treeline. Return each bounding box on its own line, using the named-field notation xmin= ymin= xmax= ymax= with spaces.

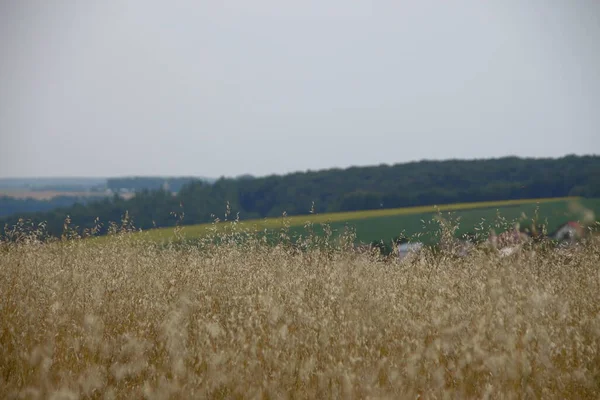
xmin=2 ymin=155 xmax=599 ymax=238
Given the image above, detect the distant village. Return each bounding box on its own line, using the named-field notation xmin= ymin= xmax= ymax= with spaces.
xmin=375 ymin=220 xmax=590 ymax=261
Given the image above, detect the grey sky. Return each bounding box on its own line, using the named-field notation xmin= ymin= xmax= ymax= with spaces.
xmin=1 ymin=1 xmax=599 ymax=179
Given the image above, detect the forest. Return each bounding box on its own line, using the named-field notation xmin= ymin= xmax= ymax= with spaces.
xmin=2 ymin=155 xmax=599 ymax=238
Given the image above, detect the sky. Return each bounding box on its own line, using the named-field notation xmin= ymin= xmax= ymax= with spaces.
xmin=1 ymin=0 xmax=599 ymax=179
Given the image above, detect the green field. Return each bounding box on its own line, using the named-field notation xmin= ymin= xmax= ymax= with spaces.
xmin=110 ymin=196 xmax=599 ymax=246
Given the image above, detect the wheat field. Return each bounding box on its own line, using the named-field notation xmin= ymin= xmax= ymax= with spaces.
xmin=1 ymin=224 xmax=600 ymax=399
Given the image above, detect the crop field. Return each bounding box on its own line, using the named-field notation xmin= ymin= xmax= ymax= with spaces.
xmin=2 ymin=222 xmax=600 ymax=398
xmin=129 ymin=196 xmax=599 ymax=245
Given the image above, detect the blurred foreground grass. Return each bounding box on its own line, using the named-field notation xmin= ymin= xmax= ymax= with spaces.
xmin=1 ymin=221 xmax=599 ymax=398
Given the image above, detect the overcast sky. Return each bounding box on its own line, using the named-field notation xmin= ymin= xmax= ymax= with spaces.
xmin=1 ymin=1 xmax=599 ymax=179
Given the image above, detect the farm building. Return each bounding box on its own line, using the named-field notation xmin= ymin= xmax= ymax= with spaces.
xmin=397 ymin=241 xmax=424 ymax=260
xmin=488 ymin=224 xmax=531 ymax=249
xmin=550 ymin=221 xmax=585 ymax=244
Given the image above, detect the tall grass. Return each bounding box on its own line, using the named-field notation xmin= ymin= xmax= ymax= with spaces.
xmin=1 ymin=218 xmax=599 ymax=399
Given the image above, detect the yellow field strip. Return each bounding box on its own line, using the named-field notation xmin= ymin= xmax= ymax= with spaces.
xmin=123 ymin=196 xmax=579 ymax=242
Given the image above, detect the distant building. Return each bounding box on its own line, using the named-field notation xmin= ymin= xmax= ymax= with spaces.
xmin=551 ymin=221 xmax=584 ymax=244
xmin=485 ymin=223 xmax=532 ymax=257
xmin=397 ymin=242 xmax=424 ymax=260
xmin=488 ymin=224 xmax=530 ymax=250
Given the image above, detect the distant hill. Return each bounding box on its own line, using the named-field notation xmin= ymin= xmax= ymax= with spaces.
xmin=0 ymin=177 xmax=107 ymax=192
xmin=0 ymin=176 xmax=216 ymax=219
xmin=106 ymin=176 xmax=216 ymax=193
xmin=0 ymin=195 xmax=111 ymax=218
xmin=0 ymin=176 xmax=217 ymax=193
xmin=2 ymin=155 xmax=599 ymax=238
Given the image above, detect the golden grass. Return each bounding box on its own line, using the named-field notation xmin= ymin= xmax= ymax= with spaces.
xmin=120 ymin=197 xmax=579 ymax=243
xmin=1 ymin=227 xmax=599 ymax=399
